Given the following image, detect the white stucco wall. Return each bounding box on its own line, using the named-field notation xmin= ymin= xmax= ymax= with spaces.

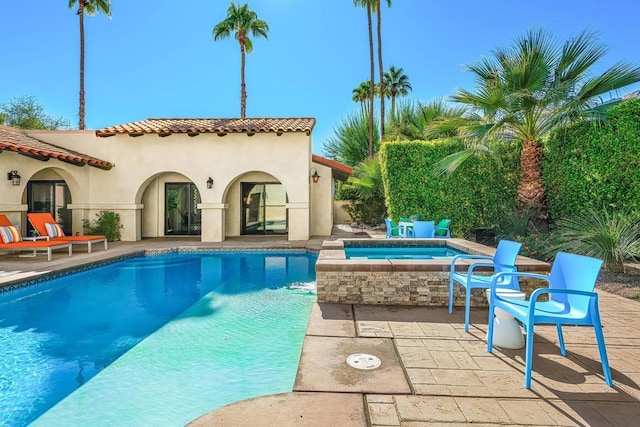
xmin=310 ymin=163 xmax=333 ymax=236
xmin=0 ymin=128 xmax=333 ymax=242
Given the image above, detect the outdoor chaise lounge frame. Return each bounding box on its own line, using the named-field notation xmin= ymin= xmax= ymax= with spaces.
xmin=0 ymin=214 xmax=73 ymax=261
xmin=0 ymin=241 xmax=73 ymax=261
xmin=27 ymin=213 xmax=108 ymax=253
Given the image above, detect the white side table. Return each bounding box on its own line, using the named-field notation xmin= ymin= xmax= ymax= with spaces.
xmin=485 ymin=288 xmax=526 ymax=349
xmin=398 ymin=222 xmax=413 ymax=238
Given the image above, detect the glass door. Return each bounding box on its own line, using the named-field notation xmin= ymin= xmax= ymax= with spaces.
xmin=27 ymin=181 xmax=72 ymax=234
xmin=165 ymin=183 xmax=201 ymax=235
xmin=241 ymin=183 xmax=287 ymax=235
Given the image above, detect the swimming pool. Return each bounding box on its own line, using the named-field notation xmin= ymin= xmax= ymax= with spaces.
xmin=0 ymin=251 xmax=317 ymax=426
xmin=345 ymin=245 xmax=464 ymax=259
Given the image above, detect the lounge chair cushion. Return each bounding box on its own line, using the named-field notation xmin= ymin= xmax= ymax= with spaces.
xmin=45 ymin=223 xmax=65 ymax=238
xmin=0 ymin=225 xmax=22 ymax=243
xmin=434 ymin=219 xmax=451 ymax=236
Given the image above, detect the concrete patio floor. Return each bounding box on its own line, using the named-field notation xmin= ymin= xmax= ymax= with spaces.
xmin=2 ymin=232 xmax=639 ymax=426
xmin=195 ymin=296 xmax=640 ymax=426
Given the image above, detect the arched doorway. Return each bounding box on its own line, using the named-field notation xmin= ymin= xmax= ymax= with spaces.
xmin=26 ymin=170 xmax=75 ymax=234
xmin=138 ymin=172 xmax=202 ymax=238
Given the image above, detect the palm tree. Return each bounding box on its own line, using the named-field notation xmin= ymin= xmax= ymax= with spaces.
xmin=386 ymin=98 xmax=465 ymax=141
xmin=372 ymin=0 xmax=392 ymax=141
xmin=341 ymin=156 xmax=387 ymax=226
xmin=69 ymin=0 xmax=111 ymax=130
xmin=353 ymin=0 xmax=375 ymax=157
xmin=352 ymin=80 xmax=375 ymax=114
xmin=437 ymin=28 xmax=640 ymax=226
xmin=323 ymin=111 xmax=379 ymax=167
xmin=384 ymin=65 xmax=412 ymax=120
xmin=213 ymin=2 xmax=269 ymax=118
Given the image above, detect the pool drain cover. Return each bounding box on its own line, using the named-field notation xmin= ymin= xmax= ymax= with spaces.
xmin=346 ymin=353 xmax=381 ymax=370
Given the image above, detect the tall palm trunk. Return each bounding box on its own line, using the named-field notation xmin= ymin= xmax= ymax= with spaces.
xmin=366 ymin=0 xmax=374 ymax=157
xmin=78 ymin=1 xmax=86 ymax=130
xmin=239 ymin=32 xmax=247 ymax=118
xmin=518 ymin=139 xmax=547 ymax=226
xmin=377 ymin=6 xmax=385 ymax=141
xmin=360 ymin=100 xmax=368 ymax=116
xmin=390 ymin=91 xmax=396 ymax=122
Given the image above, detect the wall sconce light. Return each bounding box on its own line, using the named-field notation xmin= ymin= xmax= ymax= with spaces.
xmin=7 ymin=170 xmax=21 ymax=186
xmin=206 ymin=177 xmax=214 ymax=189
xmin=310 ymin=168 xmax=320 ymax=184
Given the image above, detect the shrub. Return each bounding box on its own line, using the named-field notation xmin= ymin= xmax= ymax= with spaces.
xmin=379 ymin=138 xmax=519 ymax=237
xmin=512 ymin=233 xmax=556 ymax=263
xmin=544 ymin=99 xmax=640 ymax=221
xmin=83 ymin=211 xmax=123 ymax=242
xmin=553 ymin=208 xmax=640 ymax=273
xmin=340 ymin=157 xmax=387 ymax=226
xmin=496 ymin=208 xmax=536 ymax=240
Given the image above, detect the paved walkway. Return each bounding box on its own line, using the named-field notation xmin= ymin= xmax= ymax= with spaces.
xmin=193 ymin=294 xmax=640 ymax=426
xmin=2 ymin=232 xmax=639 ymax=426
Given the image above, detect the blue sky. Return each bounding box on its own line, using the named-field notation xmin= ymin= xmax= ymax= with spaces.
xmin=1 ymin=1 xmax=638 ymax=154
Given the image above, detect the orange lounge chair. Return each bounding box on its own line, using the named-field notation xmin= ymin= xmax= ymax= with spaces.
xmin=0 ymin=214 xmax=12 ymax=227
xmin=0 ymin=214 xmax=73 ymax=261
xmin=27 ymin=213 xmax=108 ymax=253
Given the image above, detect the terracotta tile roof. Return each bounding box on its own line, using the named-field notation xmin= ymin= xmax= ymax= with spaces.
xmin=0 ymin=126 xmax=114 ymax=170
xmin=95 ymin=118 xmax=317 ymax=137
xmin=312 ymin=154 xmax=353 ymax=181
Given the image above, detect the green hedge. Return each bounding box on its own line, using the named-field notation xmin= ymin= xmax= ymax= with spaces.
xmin=379 ymin=139 xmax=520 ymax=237
xmin=544 ymin=99 xmax=640 ymax=220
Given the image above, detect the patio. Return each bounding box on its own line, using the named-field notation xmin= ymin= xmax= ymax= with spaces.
xmin=194 ymin=295 xmax=640 ymax=426
xmin=1 ymin=235 xmax=639 ymax=426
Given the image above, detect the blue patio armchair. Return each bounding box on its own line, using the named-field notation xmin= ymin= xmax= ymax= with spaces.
xmin=434 ymin=219 xmax=451 ymax=238
xmin=384 ymin=218 xmax=401 ymax=238
xmin=410 ymin=220 xmax=435 ymax=238
xmin=487 ymin=252 xmax=612 ymax=389
xmin=449 ymin=240 xmax=522 ymax=332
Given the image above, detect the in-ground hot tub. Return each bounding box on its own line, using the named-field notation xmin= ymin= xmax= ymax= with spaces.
xmin=316 ymin=238 xmax=550 ymax=307
xmin=344 ymin=243 xmax=466 ymax=260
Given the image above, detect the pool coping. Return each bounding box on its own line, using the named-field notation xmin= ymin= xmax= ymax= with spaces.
xmin=0 ymin=245 xmax=318 ymax=293
xmin=317 ymin=237 xmax=549 ymax=273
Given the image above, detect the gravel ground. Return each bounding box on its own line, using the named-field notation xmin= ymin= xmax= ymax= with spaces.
xmin=597 ymin=269 xmax=640 ymax=301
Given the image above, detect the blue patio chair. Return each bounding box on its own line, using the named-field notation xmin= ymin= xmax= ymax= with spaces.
xmin=449 ymin=240 xmax=522 ymax=332
xmin=434 ymin=219 xmax=451 ymax=238
xmin=410 ymin=220 xmax=435 ymax=238
xmin=487 ymin=252 xmax=612 ymax=389
xmin=384 ymin=218 xmax=401 ymax=238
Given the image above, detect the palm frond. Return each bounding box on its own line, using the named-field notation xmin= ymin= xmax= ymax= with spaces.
xmin=432 ymin=148 xmax=476 ymax=177
xmin=323 ymin=111 xmax=379 ymax=166
xmin=556 ymin=30 xmax=606 ymax=84
xmin=576 ymin=62 xmax=640 ymax=102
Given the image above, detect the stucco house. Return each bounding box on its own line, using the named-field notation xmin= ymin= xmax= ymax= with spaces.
xmin=0 ymin=118 xmax=351 ymax=242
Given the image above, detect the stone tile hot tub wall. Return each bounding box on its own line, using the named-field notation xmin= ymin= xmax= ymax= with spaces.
xmin=316 ymin=238 xmax=550 ymax=306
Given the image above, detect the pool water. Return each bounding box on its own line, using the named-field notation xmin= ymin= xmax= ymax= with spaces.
xmin=345 ymin=245 xmax=465 ymax=260
xmin=0 ymin=251 xmax=317 ymax=426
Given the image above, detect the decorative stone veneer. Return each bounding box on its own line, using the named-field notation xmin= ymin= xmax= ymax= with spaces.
xmin=316 ymin=238 xmax=550 ymax=306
